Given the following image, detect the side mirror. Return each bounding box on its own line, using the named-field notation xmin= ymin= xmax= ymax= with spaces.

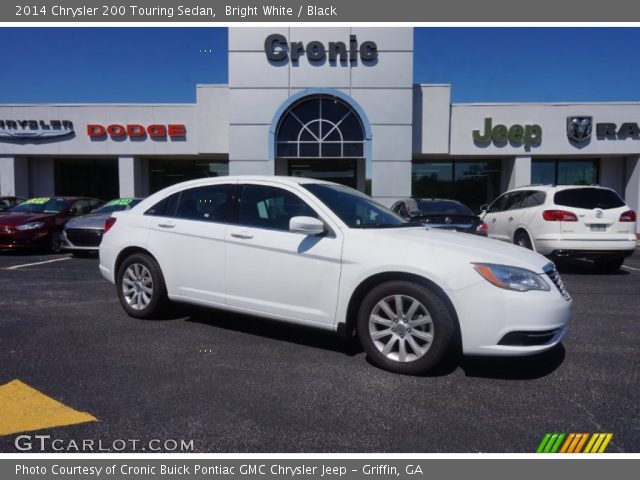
xmin=480 ymin=204 xmax=489 ymax=213
xmin=289 ymin=216 xmax=326 ymax=236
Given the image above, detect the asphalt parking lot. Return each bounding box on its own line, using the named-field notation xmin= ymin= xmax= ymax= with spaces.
xmin=0 ymin=248 xmax=639 ymax=453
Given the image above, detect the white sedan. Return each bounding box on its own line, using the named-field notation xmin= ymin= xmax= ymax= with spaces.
xmin=99 ymin=177 xmax=571 ymax=375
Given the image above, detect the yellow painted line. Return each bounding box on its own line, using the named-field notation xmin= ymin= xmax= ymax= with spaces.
xmin=597 ymin=433 xmax=613 ymax=453
xmin=0 ymin=380 xmax=96 ymax=436
xmin=584 ymin=433 xmax=599 ymax=453
xmin=590 ymin=433 xmax=607 ymax=453
xmin=574 ymin=433 xmax=590 ymax=453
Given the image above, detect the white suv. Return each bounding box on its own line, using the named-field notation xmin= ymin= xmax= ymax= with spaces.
xmin=481 ymin=185 xmax=637 ymax=272
xmin=99 ymin=177 xmax=571 ymax=375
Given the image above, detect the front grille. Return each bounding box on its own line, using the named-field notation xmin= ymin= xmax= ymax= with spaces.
xmin=544 ymin=263 xmax=571 ymax=301
xmin=66 ymin=228 xmax=103 ymax=247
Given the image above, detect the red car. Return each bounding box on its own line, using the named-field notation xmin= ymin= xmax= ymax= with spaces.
xmin=0 ymin=197 xmax=103 ymax=252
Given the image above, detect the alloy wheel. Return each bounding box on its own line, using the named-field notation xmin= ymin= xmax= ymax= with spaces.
xmin=368 ymin=294 xmax=434 ymax=362
xmin=122 ymin=263 xmax=154 ymax=310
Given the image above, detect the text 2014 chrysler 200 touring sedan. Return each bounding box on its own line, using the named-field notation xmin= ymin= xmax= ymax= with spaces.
xmin=99 ymin=177 xmax=571 ymax=374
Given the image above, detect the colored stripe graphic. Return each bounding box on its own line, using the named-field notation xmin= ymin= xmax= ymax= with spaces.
xmin=537 ymin=433 xmax=613 ymax=453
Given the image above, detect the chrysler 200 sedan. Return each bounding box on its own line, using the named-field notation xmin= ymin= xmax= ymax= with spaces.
xmin=99 ymin=177 xmax=571 ymax=374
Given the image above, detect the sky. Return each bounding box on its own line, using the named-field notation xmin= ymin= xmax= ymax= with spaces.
xmin=2 ymin=27 xmax=640 ymax=103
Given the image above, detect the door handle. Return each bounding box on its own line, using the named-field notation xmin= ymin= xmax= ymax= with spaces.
xmin=491 ymin=218 xmax=496 ymax=223
xmin=157 ymin=223 xmax=175 ymax=229
xmin=231 ymin=232 xmax=254 ymax=240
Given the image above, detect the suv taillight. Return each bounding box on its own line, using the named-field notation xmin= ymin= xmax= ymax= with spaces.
xmin=619 ymin=210 xmax=636 ymax=222
xmin=543 ymin=210 xmax=578 ymax=222
xmin=104 ymin=217 xmax=117 ymax=233
xmin=476 ymin=222 xmax=489 ymax=235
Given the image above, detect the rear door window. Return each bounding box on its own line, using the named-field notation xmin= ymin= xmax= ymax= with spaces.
xmin=554 ymin=188 xmax=625 ymax=210
xmin=521 ymin=191 xmax=546 ymax=208
xmin=504 ymin=192 xmax=526 ymax=211
xmin=174 ymin=185 xmax=235 ymax=222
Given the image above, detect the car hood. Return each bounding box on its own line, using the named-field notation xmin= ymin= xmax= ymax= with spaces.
xmin=0 ymin=212 xmax=56 ymax=227
xmin=356 ymin=226 xmax=551 ymax=273
xmin=65 ymin=213 xmax=111 ymax=230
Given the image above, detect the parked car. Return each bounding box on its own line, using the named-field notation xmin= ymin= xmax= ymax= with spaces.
xmin=391 ymin=198 xmax=488 ymax=236
xmin=0 ymin=197 xmax=103 ymax=252
xmin=99 ymin=177 xmax=571 ymax=375
xmin=0 ymin=196 xmax=26 ymax=212
xmin=62 ymin=198 xmax=143 ymax=253
xmin=481 ymin=185 xmax=637 ymax=272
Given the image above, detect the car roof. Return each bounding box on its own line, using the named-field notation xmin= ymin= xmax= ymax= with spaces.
xmin=507 ymin=184 xmax=613 ymax=193
xmin=151 ymin=175 xmax=340 ymax=190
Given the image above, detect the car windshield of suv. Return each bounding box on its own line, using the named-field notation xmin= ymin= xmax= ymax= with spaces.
xmin=414 ymin=200 xmax=473 ymax=216
xmin=554 ymin=188 xmax=625 ymax=210
xmin=303 ymin=183 xmax=410 ymax=228
xmin=92 ymin=198 xmax=142 ymax=214
xmin=10 ymin=197 xmax=72 ymax=214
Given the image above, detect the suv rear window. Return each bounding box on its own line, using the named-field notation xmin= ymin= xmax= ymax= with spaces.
xmin=554 ymin=188 xmax=625 ymax=210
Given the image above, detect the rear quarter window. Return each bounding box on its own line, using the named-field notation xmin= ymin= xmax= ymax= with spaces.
xmin=554 ymin=188 xmax=625 ymax=210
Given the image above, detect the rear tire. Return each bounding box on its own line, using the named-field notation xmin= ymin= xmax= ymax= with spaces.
xmin=116 ymin=253 xmax=168 ymax=319
xmin=594 ymin=256 xmax=625 ymax=273
xmin=514 ymin=230 xmax=533 ymax=250
xmin=356 ymin=281 xmax=455 ymax=375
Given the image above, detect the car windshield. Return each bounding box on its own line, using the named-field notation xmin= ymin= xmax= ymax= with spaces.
xmin=303 ymin=183 xmax=410 ymax=228
xmin=554 ymin=188 xmax=625 ymax=210
xmin=10 ymin=197 xmax=72 ymax=214
xmin=414 ymin=200 xmax=473 ymax=216
xmin=92 ymin=198 xmax=141 ymax=214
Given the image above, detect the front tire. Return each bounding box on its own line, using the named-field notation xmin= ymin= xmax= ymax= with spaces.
xmin=594 ymin=256 xmax=624 ymax=273
xmin=48 ymin=231 xmax=63 ymax=253
xmin=356 ymin=281 xmax=455 ymax=375
xmin=116 ymin=253 xmax=168 ymax=318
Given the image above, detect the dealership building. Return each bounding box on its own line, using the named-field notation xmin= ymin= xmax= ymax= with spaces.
xmin=1 ymin=27 xmax=639 ymax=231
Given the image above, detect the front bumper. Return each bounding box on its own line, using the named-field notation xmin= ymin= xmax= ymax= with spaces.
xmin=449 ymin=277 xmax=571 ymax=356
xmin=0 ymin=229 xmax=49 ymax=249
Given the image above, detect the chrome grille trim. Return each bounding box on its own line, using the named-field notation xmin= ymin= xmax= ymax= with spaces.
xmin=543 ymin=263 xmax=571 ymax=301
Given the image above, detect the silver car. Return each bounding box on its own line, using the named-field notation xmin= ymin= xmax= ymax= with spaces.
xmin=62 ymin=198 xmax=143 ymax=252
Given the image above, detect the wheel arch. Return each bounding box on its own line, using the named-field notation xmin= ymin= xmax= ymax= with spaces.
xmin=513 ymin=226 xmax=536 ymax=251
xmin=339 ymin=271 xmax=462 ymax=351
xmin=114 ymin=246 xmax=161 ymax=278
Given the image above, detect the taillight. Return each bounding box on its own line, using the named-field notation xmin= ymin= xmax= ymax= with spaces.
xmin=104 ymin=217 xmax=117 ymax=233
xmin=619 ymin=210 xmax=636 ymax=222
xmin=543 ymin=210 xmax=578 ymax=222
xmin=476 ymin=222 xmax=489 ymax=235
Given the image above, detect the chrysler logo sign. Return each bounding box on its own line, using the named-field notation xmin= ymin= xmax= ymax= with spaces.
xmin=0 ymin=120 xmax=74 ymax=140
xmin=566 ymin=116 xmax=592 ymax=143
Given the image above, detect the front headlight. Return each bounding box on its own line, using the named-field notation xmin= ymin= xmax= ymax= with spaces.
xmin=15 ymin=222 xmax=45 ymax=231
xmin=471 ymin=263 xmax=550 ymax=292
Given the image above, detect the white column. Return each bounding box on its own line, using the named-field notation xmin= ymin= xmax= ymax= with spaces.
xmin=625 ymin=155 xmax=640 ymax=234
xmin=0 ymin=156 xmax=29 ymax=197
xmin=118 ymin=156 xmax=147 ymax=198
xmin=371 ymin=161 xmax=412 ymax=207
xmin=502 ymin=155 xmax=532 ymax=191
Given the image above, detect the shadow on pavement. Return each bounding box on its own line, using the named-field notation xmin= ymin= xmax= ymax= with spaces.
xmin=555 ymin=258 xmax=630 ymax=276
xmin=460 ymin=343 xmax=566 ymax=380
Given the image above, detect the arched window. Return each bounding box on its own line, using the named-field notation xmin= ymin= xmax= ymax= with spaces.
xmin=276 ymin=95 xmax=365 ymax=158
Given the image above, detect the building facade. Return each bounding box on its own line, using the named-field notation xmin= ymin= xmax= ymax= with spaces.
xmin=1 ymin=27 xmax=639 ymax=232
